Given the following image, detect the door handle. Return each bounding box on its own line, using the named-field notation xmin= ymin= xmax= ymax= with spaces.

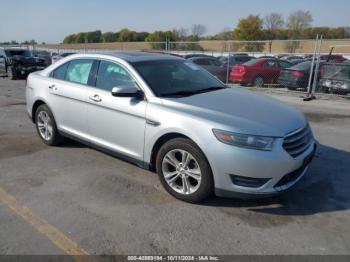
xmin=48 ymin=84 xmax=55 ymax=89
xmin=89 ymin=94 xmax=102 ymax=102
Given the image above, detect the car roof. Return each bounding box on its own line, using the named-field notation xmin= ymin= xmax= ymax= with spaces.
xmin=189 ymin=56 xmax=216 ymax=60
xmin=1 ymin=47 xmax=28 ymax=51
xmin=105 ymin=51 xmax=184 ymax=62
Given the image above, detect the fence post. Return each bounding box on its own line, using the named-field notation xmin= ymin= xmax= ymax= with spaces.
xmin=305 ymin=35 xmax=319 ymax=96
xmin=311 ymin=35 xmax=323 ymax=95
xmin=226 ymin=42 xmax=231 ymax=84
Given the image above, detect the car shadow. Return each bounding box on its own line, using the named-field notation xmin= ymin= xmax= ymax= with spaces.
xmin=202 ymin=144 xmax=350 ymax=216
xmin=60 ymin=138 xmax=87 ymax=149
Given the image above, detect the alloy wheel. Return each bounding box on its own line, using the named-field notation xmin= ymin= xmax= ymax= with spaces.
xmin=37 ymin=111 xmax=53 ymax=141
xmin=162 ymin=149 xmax=202 ymax=195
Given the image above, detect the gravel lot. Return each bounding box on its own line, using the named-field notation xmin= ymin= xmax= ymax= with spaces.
xmin=0 ymin=78 xmax=350 ymax=256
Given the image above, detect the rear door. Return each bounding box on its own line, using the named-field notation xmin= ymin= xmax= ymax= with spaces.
xmin=86 ymin=60 xmax=147 ymax=161
xmin=48 ymin=59 xmax=95 ymax=140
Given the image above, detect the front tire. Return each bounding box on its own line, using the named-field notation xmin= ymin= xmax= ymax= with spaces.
xmin=156 ymin=138 xmax=214 ymax=203
xmin=7 ymin=66 xmax=16 ymax=80
xmin=35 ymin=104 xmax=64 ymax=146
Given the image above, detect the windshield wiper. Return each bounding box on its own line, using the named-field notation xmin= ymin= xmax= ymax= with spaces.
xmin=160 ymin=91 xmax=196 ymax=97
xmin=160 ymin=86 xmax=226 ymax=98
xmin=193 ymin=86 xmax=226 ymax=94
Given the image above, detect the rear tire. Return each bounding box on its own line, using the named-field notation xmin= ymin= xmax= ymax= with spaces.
xmin=156 ymin=138 xmax=214 ymax=203
xmin=35 ymin=104 xmax=64 ymax=146
xmin=252 ymin=76 xmax=264 ymax=87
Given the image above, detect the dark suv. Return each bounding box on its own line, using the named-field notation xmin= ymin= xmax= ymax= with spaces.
xmin=0 ymin=47 xmax=47 ymax=80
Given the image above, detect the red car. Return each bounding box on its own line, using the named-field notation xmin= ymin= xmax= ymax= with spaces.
xmin=230 ymin=58 xmax=293 ymax=86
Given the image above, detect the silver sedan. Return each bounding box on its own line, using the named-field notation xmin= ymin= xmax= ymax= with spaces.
xmin=26 ymin=52 xmax=316 ymax=203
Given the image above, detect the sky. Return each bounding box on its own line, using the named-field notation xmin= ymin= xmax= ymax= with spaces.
xmin=0 ymin=0 xmax=349 ymax=43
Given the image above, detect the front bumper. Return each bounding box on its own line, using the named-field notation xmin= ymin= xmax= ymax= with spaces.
xmin=278 ymin=78 xmax=307 ymax=90
xmin=15 ymin=66 xmax=45 ymax=76
xmin=204 ymin=137 xmax=316 ymax=198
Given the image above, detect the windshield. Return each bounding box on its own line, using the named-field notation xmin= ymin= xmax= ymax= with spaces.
xmin=5 ymin=50 xmax=32 ymax=57
xmin=322 ymin=64 xmax=350 ymax=80
xmin=131 ymin=59 xmax=226 ymax=97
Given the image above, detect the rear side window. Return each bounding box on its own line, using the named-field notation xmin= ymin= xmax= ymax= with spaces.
xmin=290 ymin=61 xmax=311 ymax=71
xmin=194 ymin=59 xmax=210 ymax=66
xmin=263 ymin=60 xmax=278 ymax=68
xmin=236 ymin=56 xmax=251 ymax=63
xmin=65 ymin=59 xmax=94 ymax=85
xmin=208 ymin=59 xmax=222 ymax=66
xmin=243 ymin=59 xmax=258 ymax=66
xmin=95 ymin=61 xmax=137 ymax=91
xmin=279 ymin=61 xmax=292 ymax=69
xmin=52 ymin=63 xmax=69 ymax=80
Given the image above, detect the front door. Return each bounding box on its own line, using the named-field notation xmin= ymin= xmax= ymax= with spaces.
xmin=86 ymin=60 xmax=147 ymax=161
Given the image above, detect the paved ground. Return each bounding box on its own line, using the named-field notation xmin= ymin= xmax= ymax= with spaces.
xmin=0 ymin=78 xmax=350 ymax=256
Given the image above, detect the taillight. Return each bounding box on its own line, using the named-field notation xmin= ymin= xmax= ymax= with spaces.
xmin=320 ymin=65 xmax=325 ymax=77
xmin=234 ymin=65 xmax=246 ymax=74
xmin=292 ymin=71 xmax=304 ymax=77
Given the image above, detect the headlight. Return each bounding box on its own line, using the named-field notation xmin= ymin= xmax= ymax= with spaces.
xmin=324 ymin=80 xmax=332 ymax=87
xmin=341 ymin=83 xmax=349 ymax=90
xmin=213 ymin=129 xmax=275 ymax=151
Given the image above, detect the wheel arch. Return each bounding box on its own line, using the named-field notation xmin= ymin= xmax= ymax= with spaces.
xmin=31 ymin=98 xmax=56 ymax=124
xmin=31 ymin=100 xmax=46 ymax=123
xmin=148 ymin=132 xmax=212 ymax=174
xmin=149 ymin=132 xmax=189 ymax=171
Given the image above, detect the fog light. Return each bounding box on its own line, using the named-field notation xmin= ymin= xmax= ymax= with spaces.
xmin=230 ymin=175 xmax=271 ymax=188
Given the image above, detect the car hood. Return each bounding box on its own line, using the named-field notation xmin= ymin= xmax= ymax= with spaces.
xmin=160 ymin=88 xmax=307 ymax=137
xmin=11 ymin=56 xmax=46 ymax=67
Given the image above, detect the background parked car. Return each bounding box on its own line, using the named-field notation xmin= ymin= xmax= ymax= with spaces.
xmin=278 ymin=60 xmax=325 ymax=91
xmin=280 ymin=55 xmax=304 ymax=61
xmin=319 ymin=62 xmax=350 ymax=95
xmin=31 ymin=50 xmax=52 ymax=66
xmin=321 ymin=55 xmax=348 ymax=63
xmin=0 ymin=47 xmax=46 ymax=80
xmin=187 ymin=56 xmax=227 ymax=82
xmin=183 ymin=54 xmax=214 ymax=59
xmin=51 ymin=52 xmax=76 ymax=63
xmin=219 ymin=54 xmax=254 ymax=68
xmin=230 ymin=58 xmax=293 ymax=87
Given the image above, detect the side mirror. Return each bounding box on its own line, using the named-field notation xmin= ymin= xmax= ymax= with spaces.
xmin=111 ymin=86 xmax=143 ymax=98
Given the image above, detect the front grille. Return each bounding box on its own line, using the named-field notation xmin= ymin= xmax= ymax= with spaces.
xmin=283 ymin=125 xmax=312 ymax=158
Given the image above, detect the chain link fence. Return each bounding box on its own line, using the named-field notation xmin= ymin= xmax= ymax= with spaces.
xmin=32 ymin=39 xmax=350 ymax=96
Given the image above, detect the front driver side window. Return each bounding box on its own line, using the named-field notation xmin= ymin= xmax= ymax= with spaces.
xmin=95 ymin=61 xmax=137 ymax=91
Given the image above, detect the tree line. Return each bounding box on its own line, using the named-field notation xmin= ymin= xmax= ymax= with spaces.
xmin=62 ymin=10 xmax=349 ymax=45
xmin=62 ymin=24 xmax=208 ymax=44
